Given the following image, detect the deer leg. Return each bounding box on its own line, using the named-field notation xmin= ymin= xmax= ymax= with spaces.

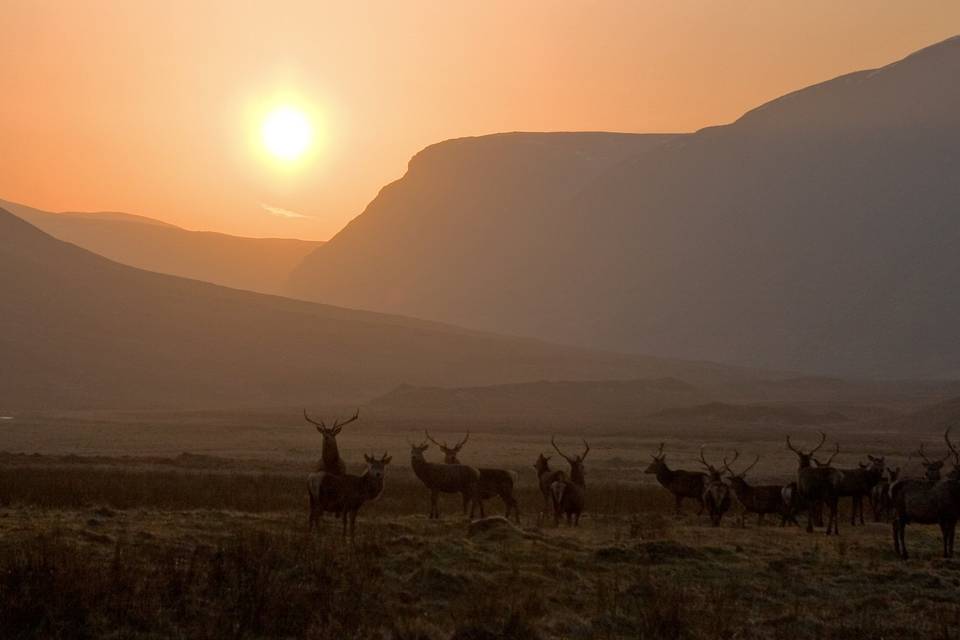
xmin=696 ymin=497 xmax=705 ymax=516
xmin=341 ymin=511 xmax=348 ymax=538
xmin=350 ymin=511 xmax=358 ymax=540
xmin=674 ymin=494 xmax=682 ymax=515
xmin=430 ymin=491 xmax=439 ymax=519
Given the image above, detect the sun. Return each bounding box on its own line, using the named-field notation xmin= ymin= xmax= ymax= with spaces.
xmin=261 ymin=106 xmax=313 ymax=161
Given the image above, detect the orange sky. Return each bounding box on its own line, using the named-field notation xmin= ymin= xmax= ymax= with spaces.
xmin=2 ymin=1 xmax=958 ymax=240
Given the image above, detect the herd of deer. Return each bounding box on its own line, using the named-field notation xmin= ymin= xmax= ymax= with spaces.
xmin=302 ymin=409 xmax=960 ymax=560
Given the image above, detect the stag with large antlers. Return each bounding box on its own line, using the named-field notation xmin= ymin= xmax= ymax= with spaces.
xmin=644 ymin=443 xmax=708 ymax=516
xmin=308 ymin=452 xmax=391 ymax=538
xmin=425 ymin=430 xmax=520 ymax=523
xmin=698 ymin=446 xmax=734 ymax=527
xmin=726 ymin=454 xmax=797 ymax=527
xmin=891 ymin=428 xmax=960 ymax=559
xmin=409 ymin=441 xmax=484 ymax=520
xmin=786 ymin=432 xmax=844 ymax=535
xmin=534 ymin=453 xmax=566 ymax=526
xmin=550 ymin=437 xmax=589 ymax=526
xmin=304 ymin=409 xmax=360 ymax=475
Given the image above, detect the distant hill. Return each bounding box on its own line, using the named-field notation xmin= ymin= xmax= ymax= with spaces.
xmin=0 ymin=208 xmax=768 ymax=410
xmin=647 ymin=402 xmax=850 ymax=427
xmin=1 ymin=199 xmax=321 ymax=296
xmin=368 ymin=377 xmax=710 ymax=421
xmin=288 ymin=36 xmax=960 ymax=379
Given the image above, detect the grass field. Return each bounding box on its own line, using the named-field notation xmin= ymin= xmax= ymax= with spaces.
xmin=1 ymin=435 xmax=959 ymax=639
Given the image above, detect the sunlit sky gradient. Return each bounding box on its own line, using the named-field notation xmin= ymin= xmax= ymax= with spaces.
xmin=2 ymin=1 xmax=958 ymax=240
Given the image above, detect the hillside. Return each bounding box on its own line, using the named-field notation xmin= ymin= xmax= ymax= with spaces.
xmin=288 ymin=36 xmax=960 ymax=379
xmin=0 ymin=208 xmax=766 ymax=410
xmin=1 ymin=199 xmax=321 ymax=296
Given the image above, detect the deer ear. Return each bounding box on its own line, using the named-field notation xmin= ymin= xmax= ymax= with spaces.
xmin=383 ymin=456 xmax=392 ymax=465
xmin=364 ymin=454 xmax=373 ymax=463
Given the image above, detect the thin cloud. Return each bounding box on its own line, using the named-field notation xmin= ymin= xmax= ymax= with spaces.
xmin=261 ymin=203 xmax=314 ymax=219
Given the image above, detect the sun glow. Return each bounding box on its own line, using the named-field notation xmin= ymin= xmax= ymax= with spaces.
xmin=261 ymin=106 xmax=313 ymax=161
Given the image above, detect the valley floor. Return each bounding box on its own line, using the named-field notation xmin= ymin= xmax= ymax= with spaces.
xmin=0 ymin=458 xmax=957 ymax=639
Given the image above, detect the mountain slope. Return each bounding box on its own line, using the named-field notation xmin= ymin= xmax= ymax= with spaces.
xmin=0 ymin=207 xmax=763 ymax=410
xmin=2 ymin=199 xmax=321 ymax=296
xmin=288 ymin=37 xmax=960 ymax=378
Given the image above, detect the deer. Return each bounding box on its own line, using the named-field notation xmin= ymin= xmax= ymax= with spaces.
xmin=308 ymin=452 xmax=391 ymax=538
xmin=786 ymin=432 xmax=844 ymax=535
xmin=425 ymin=430 xmax=520 ymax=523
xmin=534 ymin=453 xmax=566 ymax=526
xmin=550 ymin=437 xmax=589 ymax=526
xmin=644 ymin=443 xmax=708 ymax=516
xmin=834 ymin=453 xmax=886 ymax=526
xmin=891 ymin=429 xmax=960 ymax=559
xmin=409 ymin=441 xmax=484 ymax=520
xmin=303 ymin=408 xmax=360 ymax=474
xmin=697 ymin=446 xmax=734 ymax=527
xmin=726 ymin=454 xmax=797 ymax=527
xmin=871 ymin=466 xmax=901 ymax=522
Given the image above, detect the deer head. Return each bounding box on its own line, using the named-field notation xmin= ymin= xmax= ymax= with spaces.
xmin=725 ymin=453 xmax=759 ymax=489
xmin=409 ymin=440 xmax=430 ymax=462
xmin=363 ymin=452 xmax=393 ymax=480
xmin=786 ymin=432 xmax=828 ymax=469
xmin=304 ymin=409 xmax=360 ymax=445
xmin=698 ymin=446 xmax=737 ymax=482
xmin=424 ymin=430 xmax=469 ymax=464
xmin=534 ymin=453 xmax=552 ymax=475
xmin=887 ymin=466 xmax=901 ymax=483
xmin=916 ymin=442 xmax=949 ymax=481
xmin=644 ymin=442 xmax=667 ymax=475
xmin=552 ymin=436 xmax=589 ymax=483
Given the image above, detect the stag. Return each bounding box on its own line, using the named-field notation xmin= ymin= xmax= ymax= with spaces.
xmin=308 ymin=452 xmax=391 ymax=538
xmin=304 ymin=409 xmax=360 ymax=474
xmin=697 ymin=446 xmax=734 ymax=527
xmin=550 ymin=437 xmax=589 ymax=526
xmin=534 ymin=453 xmax=566 ymax=526
xmin=834 ymin=454 xmax=885 ymax=526
xmin=786 ymin=432 xmax=843 ymax=535
xmin=726 ymin=454 xmax=796 ymax=526
xmin=871 ymin=466 xmax=901 ymax=522
xmin=425 ymin=430 xmax=520 ymax=523
xmin=409 ymin=441 xmax=484 ymax=519
xmin=891 ymin=429 xmax=960 ymax=559
xmin=644 ymin=443 xmax=708 ymax=515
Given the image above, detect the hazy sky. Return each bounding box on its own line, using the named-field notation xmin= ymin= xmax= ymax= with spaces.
xmin=2 ymin=1 xmax=958 ymax=240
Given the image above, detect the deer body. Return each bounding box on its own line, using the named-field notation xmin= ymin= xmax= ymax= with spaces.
xmin=550 ymin=437 xmax=589 ymax=526
xmin=729 ymin=478 xmax=794 ymax=526
xmin=644 ymin=444 xmax=707 ymax=515
xmin=534 ymin=454 xmax=565 ymax=526
xmin=787 ymin=433 xmax=843 ymax=535
xmin=871 ymin=467 xmax=900 ymax=522
xmin=892 ymin=429 xmax=960 ymax=558
xmin=835 ymin=455 xmax=885 ymax=526
xmin=426 ymin=431 xmax=521 ymax=522
xmin=308 ymin=453 xmax=390 ymax=538
xmin=410 ymin=443 xmax=484 ymax=520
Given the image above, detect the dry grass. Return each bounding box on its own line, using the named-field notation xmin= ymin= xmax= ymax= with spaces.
xmin=1 ymin=456 xmax=959 ymax=639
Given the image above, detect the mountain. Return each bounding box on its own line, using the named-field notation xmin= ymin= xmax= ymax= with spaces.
xmin=0 ymin=207 xmax=765 ymax=410
xmin=288 ymin=37 xmax=960 ymax=379
xmin=1 ymin=199 xmax=321 ymax=296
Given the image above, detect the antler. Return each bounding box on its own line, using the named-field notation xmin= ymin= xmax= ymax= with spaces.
xmin=303 ymin=409 xmax=326 ymax=432
xmin=453 ymin=431 xmax=470 ymax=452
xmin=916 ymin=443 xmax=945 ymax=465
xmin=738 ymin=454 xmax=760 ymax=477
xmin=720 ymin=450 xmax=740 ymax=475
xmin=697 ymin=445 xmax=715 ymax=472
xmin=424 ymin=430 xmax=446 ymax=450
xmin=581 ymin=439 xmax=590 ymax=460
xmin=654 ymin=442 xmax=665 ymax=458
xmin=331 ymin=409 xmax=360 ymax=432
xmin=551 ymin=436 xmax=574 ymax=463
xmin=785 ymin=435 xmax=800 ymax=454
xmin=945 ymin=427 xmax=959 ymax=464
xmin=820 ymin=443 xmax=839 ymax=466
xmin=810 ymin=431 xmax=827 ymax=455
